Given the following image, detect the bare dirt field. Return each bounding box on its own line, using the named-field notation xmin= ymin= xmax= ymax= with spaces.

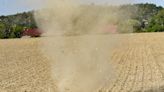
xmin=0 ymin=33 xmax=164 ymax=92
xmin=0 ymin=38 xmax=56 ymax=92
xmin=101 ymin=33 xmax=164 ymax=92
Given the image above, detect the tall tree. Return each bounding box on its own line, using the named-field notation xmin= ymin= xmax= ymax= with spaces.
xmin=0 ymin=22 xmax=6 ymax=38
xmin=147 ymin=9 xmax=164 ymax=32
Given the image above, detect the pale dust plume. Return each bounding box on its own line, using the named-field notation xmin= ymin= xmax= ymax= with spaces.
xmin=34 ymin=0 xmax=135 ymax=92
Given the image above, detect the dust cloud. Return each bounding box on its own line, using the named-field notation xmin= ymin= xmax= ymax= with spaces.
xmin=34 ymin=0 xmax=136 ymax=92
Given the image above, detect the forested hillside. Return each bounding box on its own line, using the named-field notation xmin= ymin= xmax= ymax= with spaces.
xmin=131 ymin=3 xmax=164 ymax=32
xmin=0 ymin=11 xmax=37 ymax=38
xmin=0 ymin=3 xmax=163 ymax=39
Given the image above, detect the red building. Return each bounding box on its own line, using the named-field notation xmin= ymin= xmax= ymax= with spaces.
xmin=22 ymin=28 xmax=42 ymax=37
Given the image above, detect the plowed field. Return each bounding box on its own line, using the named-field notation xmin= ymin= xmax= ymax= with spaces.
xmin=0 ymin=33 xmax=164 ymax=92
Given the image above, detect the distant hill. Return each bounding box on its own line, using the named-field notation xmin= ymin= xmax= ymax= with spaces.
xmin=0 ymin=11 xmax=36 ymax=28
xmin=0 ymin=11 xmax=37 ymax=38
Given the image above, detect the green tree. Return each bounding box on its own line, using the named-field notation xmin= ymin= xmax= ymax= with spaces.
xmin=0 ymin=22 xmax=6 ymax=38
xmin=146 ymin=9 xmax=164 ymax=32
xmin=11 ymin=25 xmax=24 ymax=38
xmin=118 ymin=19 xmax=141 ymax=33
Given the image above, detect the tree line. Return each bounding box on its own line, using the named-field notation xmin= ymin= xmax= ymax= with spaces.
xmin=0 ymin=11 xmax=37 ymax=39
xmin=129 ymin=3 xmax=164 ymax=32
xmin=0 ymin=3 xmax=164 ymax=39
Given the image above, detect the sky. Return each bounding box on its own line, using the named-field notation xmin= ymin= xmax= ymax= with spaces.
xmin=0 ymin=0 xmax=164 ymax=15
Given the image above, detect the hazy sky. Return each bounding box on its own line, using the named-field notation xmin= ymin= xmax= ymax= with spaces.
xmin=0 ymin=0 xmax=164 ymax=15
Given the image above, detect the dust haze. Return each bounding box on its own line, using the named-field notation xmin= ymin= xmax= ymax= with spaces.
xmin=34 ymin=0 xmax=136 ymax=92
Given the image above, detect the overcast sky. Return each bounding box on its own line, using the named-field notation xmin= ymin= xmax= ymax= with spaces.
xmin=0 ymin=0 xmax=164 ymax=15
